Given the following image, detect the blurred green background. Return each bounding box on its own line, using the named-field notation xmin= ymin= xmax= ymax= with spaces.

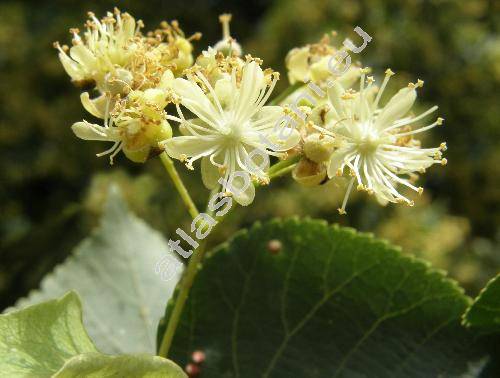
xmin=0 ymin=0 xmax=499 ymax=309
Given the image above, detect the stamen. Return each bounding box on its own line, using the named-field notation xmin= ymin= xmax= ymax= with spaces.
xmin=392 ymin=117 xmax=443 ymax=137
xmin=219 ymin=14 xmax=232 ymax=40
xmin=372 ymin=68 xmax=394 ymax=110
xmin=384 ymin=105 xmax=438 ymax=131
xmin=338 ymin=177 xmax=355 ymax=215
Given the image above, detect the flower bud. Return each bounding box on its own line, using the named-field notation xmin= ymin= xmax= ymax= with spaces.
xmin=292 ymin=158 xmax=327 ymax=187
xmin=123 ymin=120 xmax=172 ymax=163
xmin=303 ymin=133 xmax=335 ymax=163
xmin=310 ymin=56 xmax=332 ymax=83
xmin=152 ymin=120 xmax=173 ymax=143
xmin=285 ymin=47 xmax=310 ymax=84
xmin=123 ymin=146 xmax=151 ymax=163
xmin=171 ymin=38 xmax=194 ymax=74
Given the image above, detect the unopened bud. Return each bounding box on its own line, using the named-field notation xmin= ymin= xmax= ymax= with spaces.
xmin=292 ymin=158 xmax=327 ymax=187
xmin=303 ymin=133 xmax=335 ymax=163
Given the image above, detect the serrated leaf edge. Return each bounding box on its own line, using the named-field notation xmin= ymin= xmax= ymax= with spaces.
xmin=462 ymin=273 xmax=500 ymax=328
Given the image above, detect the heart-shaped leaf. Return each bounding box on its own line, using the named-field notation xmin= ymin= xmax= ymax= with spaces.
xmin=1 ymin=291 xmax=186 ymax=377
xmin=166 ymin=219 xmax=487 ymax=377
xmin=15 ymin=187 xmax=183 ymax=355
xmin=0 ymin=291 xmax=96 ymax=377
xmin=53 ymin=353 xmax=186 ymax=377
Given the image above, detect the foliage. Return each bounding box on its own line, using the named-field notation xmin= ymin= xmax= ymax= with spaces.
xmin=15 ymin=188 xmax=182 ymax=355
xmin=464 ymin=274 xmax=500 ymax=333
xmin=0 ymin=292 xmax=96 ymax=376
xmin=2 ymin=190 xmax=498 ymax=376
xmin=167 ymin=218 xmax=490 ymax=377
xmin=0 ymin=291 xmax=185 ymax=377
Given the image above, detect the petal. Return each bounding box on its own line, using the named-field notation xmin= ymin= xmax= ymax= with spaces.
xmin=58 ymin=52 xmax=84 ymax=81
xmin=327 ymin=149 xmax=349 ymax=178
xmin=71 ymin=121 xmax=120 ymax=141
xmin=264 ymin=127 xmax=301 ymax=151
xmin=80 ymin=92 xmax=106 ymax=119
xmin=253 ymin=105 xmax=284 ymax=123
xmin=238 ymin=145 xmax=270 ymax=178
xmin=173 ymin=78 xmax=220 ymax=126
xmin=201 ymin=156 xmax=221 ymax=189
xmin=159 ymin=69 xmax=175 ymax=90
xmin=310 ymin=56 xmax=331 ymax=82
xmin=163 ymin=135 xmax=219 ymax=160
xmin=234 ymin=61 xmax=264 ymax=118
xmin=69 ymin=44 xmax=97 ymax=70
xmin=337 ymin=66 xmax=362 ymax=89
xmin=375 ymin=87 xmax=416 ymax=130
xmin=327 ymin=81 xmax=347 ymax=118
xmin=228 ymin=173 xmax=256 ymax=206
xmin=214 ymin=74 xmax=233 ymax=108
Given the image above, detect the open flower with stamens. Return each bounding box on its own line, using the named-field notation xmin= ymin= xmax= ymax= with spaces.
xmin=162 ymin=59 xmax=300 ymax=205
xmin=54 ymin=8 xmax=142 ymax=90
xmin=72 ymin=89 xmax=172 ymax=164
xmin=315 ymin=68 xmax=447 ymax=214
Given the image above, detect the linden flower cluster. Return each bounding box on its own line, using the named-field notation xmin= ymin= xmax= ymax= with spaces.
xmin=57 ymin=10 xmax=446 ymax=211
xmin=161 ymin=51 xmax=299 ymax=205
xmin=55 ymin=8 xmax=199 ymax=163
xmin=285 ymin=35 xmax=447 ymax=213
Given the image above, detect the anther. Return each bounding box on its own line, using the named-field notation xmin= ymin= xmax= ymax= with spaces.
xmin=385 ymin=68 xmax=395 ymax=76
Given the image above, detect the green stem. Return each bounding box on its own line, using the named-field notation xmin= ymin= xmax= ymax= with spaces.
xmin=269 ymin=163 xmax=297 ymax=180
xmin=268 ymin=154 xmax=301 ymax=176
xmin=158 ymin=153 xmax=298 ymax=357
xmin=158 ymin=238 xmax=208 ymax=357
xmin=159 ymin=152 xmax=199 ymax=219
xmin=157 ymin=183 xmax=226 ymax=358
xmin=268 ymin=82 xmax=302 ymax=106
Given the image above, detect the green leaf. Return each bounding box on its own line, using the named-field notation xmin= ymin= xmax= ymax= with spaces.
xmin=167 ymin=219 xmax=486 ymax=377
xmin=15 ymin=187 xmax=183 ymax=355
xmin=53 ymin=353 xmax=186 ymax=378
xmin=463 ymin=274 xmax=500 ymax=333
xmin=0 ymin=291 xmax=97 ymax=377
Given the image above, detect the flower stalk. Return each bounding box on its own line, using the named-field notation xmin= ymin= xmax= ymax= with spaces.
xmin=157 ymin=183 xmax=227 ymax=358
xmin=158 ymin=237 xmax=208 ymax=358
xmin=159 ymin=152 xmax=199 ymax=219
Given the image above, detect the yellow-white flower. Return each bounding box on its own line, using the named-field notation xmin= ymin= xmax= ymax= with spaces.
xmin=317 ymin=68 xmax=447 ymax=214
xmin=72 ymin=88 xmax=172 ymax=164
xmin=54 ymin=9 xmax=141 ymax=90
xmin=285 ymin=34 xmax=360 ymax=85
xmin=162 ymin=60 xmax=300 ymax=205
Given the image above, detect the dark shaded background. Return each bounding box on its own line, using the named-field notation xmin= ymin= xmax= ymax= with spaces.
xmin=1 ymin=0 xmax=499 ymax=309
